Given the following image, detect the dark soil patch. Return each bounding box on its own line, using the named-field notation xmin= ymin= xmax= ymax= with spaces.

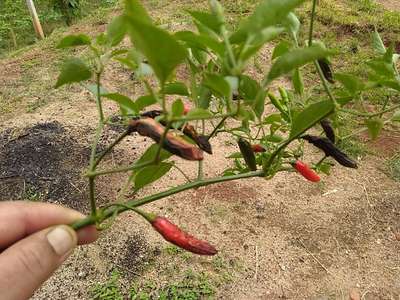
xmin=0 ymin=121 xmax=127 ymax=211
xmin=101 ymin=231 xmax=160 ymax=278
xmin=0 ymin=121 xmax=90 ymax=210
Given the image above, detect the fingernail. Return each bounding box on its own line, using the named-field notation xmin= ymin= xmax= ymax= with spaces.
xmin=46 ymin=226 xmax=76 ymax=256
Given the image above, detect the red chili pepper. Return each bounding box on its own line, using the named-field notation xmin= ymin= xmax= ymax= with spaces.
xmin=151 ymin=216 xmax=217 ymax=256
xmin=293 ymin=161 xmax=320 ymax=182
xmin=183 ymin=103 xmax=191 ymax=115
xmin=251 ymin=144 xmax=266 ymax=153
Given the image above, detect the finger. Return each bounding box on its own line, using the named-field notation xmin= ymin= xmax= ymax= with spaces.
xmin=0 ymin=201 xmax=97 ymax=248
xmin=77 ymin=225 xmax=99 ymax=245
xmin=0 ymin=225 xmax=77 ymax=300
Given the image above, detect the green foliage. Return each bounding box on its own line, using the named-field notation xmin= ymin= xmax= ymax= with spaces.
xmin=386 ymin=153 xmax=400 ymax=181
xmin=129 ymin=271 xmax=216 ymax=300
xmin=55 ymin=58 xmax=92 ymax=88
xmin=0 ymin=0 xmax=117 ymax=54
xmin=53 ymin=0 xmax=400 ymax=291
xmin=91 ymin=270 xmax=124 ymax=300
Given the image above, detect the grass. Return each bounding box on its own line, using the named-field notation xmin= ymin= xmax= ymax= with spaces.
xmin=91 ymin=270 xmax=124 ymax=300
xmin=386 ymin=153 xmax=400 ymax=181
xmin=90 ymin=245 xmax=239 ymax=300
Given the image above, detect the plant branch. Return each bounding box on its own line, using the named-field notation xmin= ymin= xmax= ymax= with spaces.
xmin=87 ymin=161 xmax=152 ymax=177
xmin=71 ymin=170 xmax=265 ymax=230
xmin=340 ymin=104 xmax=400 ymax=118
xmin=207 ymin=116 xmax=228 ymax=140
xmin=93 ymin=129 xmax=130 ymax=169
xmin=172 ymin=164 xmax=192 ymax=183
xmin=95 ymin=72 xmax=105 ymax=123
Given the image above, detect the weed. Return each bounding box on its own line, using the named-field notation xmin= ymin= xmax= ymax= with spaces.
xmin=91 ymin=270 xmax=124 ymax=300
xmin=386 ymin=153 xmax=400 ymax=181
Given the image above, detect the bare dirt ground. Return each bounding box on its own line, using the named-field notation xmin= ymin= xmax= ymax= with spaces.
xmin=0 ymin=1 xmax=400 ymax=300
xmin=376 ymin=0 xmax=400 ymax=11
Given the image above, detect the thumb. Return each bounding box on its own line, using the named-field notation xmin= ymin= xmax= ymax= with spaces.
xmin=0 ymin=225 xmax=77 ymax=300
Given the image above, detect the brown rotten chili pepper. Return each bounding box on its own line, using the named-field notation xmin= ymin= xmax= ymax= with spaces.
xmin=140 ymin=110 xmax=212 ymax=154
xmin=320 ymin=119 xmax=335 ymax=143
xmin=183 ymin=124 xmax=212 ymax=154
xmin=128 ymin=118 xmax=204 ymax=161
xmin=238 ymin=138 xmax=257 ymax=171
xmin=151 ymin=216 xmax=217 ymax=255
xmin=302 ymin=135 xmax=358 ymax=168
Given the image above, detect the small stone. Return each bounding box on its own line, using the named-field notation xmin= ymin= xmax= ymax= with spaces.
xmin=78 ymin=271 xmax=87 ymax=279
xmin=349 ymin=289 xmax=360 ymax=300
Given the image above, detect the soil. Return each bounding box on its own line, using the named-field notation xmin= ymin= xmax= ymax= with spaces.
xmin=376 ymin=0 xmax=400 ymax=11
xmin=0 ymin=1 xmax=399 ymax=300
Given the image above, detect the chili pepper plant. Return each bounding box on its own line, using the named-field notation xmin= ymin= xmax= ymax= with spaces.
xmin=55 ymin=0 xmax=400 ymax=255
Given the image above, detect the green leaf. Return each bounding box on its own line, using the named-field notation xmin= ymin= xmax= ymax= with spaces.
xmin=253 ymin=90 xmax=267 ymax=118
xmin=126 ymin=16 xmax=187 ymax=83
xmin=372 ymin=30 xmax=386 ymax=55
xmin=134 ymin=162 xmax=172 ymax=191
xmin=163 ymin=82 xmax=189 ymax=96
xmin=283 ymin=12 xmax=300 ymax=39
xmin=171 ymin=99 xmax=184 ymax=118
xmin=197 ymin=85 xmax=212 ymax=109
xmin=85 ymin=84 xmax=108 ymax=97
xmin=292 ymin=68 xmax=304 ymax=95
xmin=136 ymin=62 xmax=154 ymax=77
xmin=224 ymin=76 xmax=239 ymax=93
xmin=203 ymin=73 xmax=231 ymax=98
xmin=103 ymin=93 xmax=138 ymax=115
xmin=57 ymin=34 xmax=91 ymax=48
xmin=230 ymin=0 xmax=305 ymax=44
xmin=175 ymin=31 xmax=224 ymax=57
xmin=135 ymin=95 xmax=157 ymax=111
xmin=227 ymin=152 xmax=243 ymax=159
xmin=263 ymin=113 xmax=281 ymax=124
xmin=335 ymin=73 xmax=365 ymax=95
xmin=289 ymin=100 xmax=334 ymax=139
xmin=239 ymin=75 xmax=261 ymax=102
xmin=272 ymin=41 xmax=291 ymax=60
xmin=240 ymin=27 xmax=285 ymax=61
xmin=266 ymin=45 xmax=333 ymax=84
xmin=185 ymin=108 xmax=212 ymax=120
xmin=381 ymin=80 xmax=400 ymax=92
xmin=55 ymin=58 xmax=92 ymax=88
xmin=367 ymin=59 xmax=396 ymax=79
xmin=136 ymin=144 xmax=172 ymax=165
xmin=124 ymin=0 xmax=152 ymax=23
xmin=365 ymin=118 xmax=384 ymax=140
xmin=188 ymin=11 xmax=222 ymax=35
xmin=392 ymin=110 xmax=400 ymax=122
xmin=107 ymin=15 xmax=127 ymax=46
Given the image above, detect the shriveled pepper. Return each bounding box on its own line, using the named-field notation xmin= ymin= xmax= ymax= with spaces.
xmin=320 ymin=119 xmax=335 ymax=143
xmin=302 ymin=135 xmax=358 ymax=168
xmin=292 ymin=160 xmax=320 ymax=182
xmin=151 ymin=216 xmax=217 ymax=255
xmin=140 ymin=110 xmax=213 ymax=154
xmin=183 ymin=124 xmax=213 ymax=154
xmin=128 ymin=118 xmax=204 ymax=161
xmin=317 ymin=58 xmax=334 ymax=83
xmin=238 ymin=138 xmax=257 ymax=171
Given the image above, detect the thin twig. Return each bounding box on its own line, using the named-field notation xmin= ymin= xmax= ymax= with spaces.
xmin=298 ymin=239 xmax=332 ymax=275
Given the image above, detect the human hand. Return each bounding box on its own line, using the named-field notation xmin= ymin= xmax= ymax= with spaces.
xmin=0 ymin=201 xmax=98 ymax=300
